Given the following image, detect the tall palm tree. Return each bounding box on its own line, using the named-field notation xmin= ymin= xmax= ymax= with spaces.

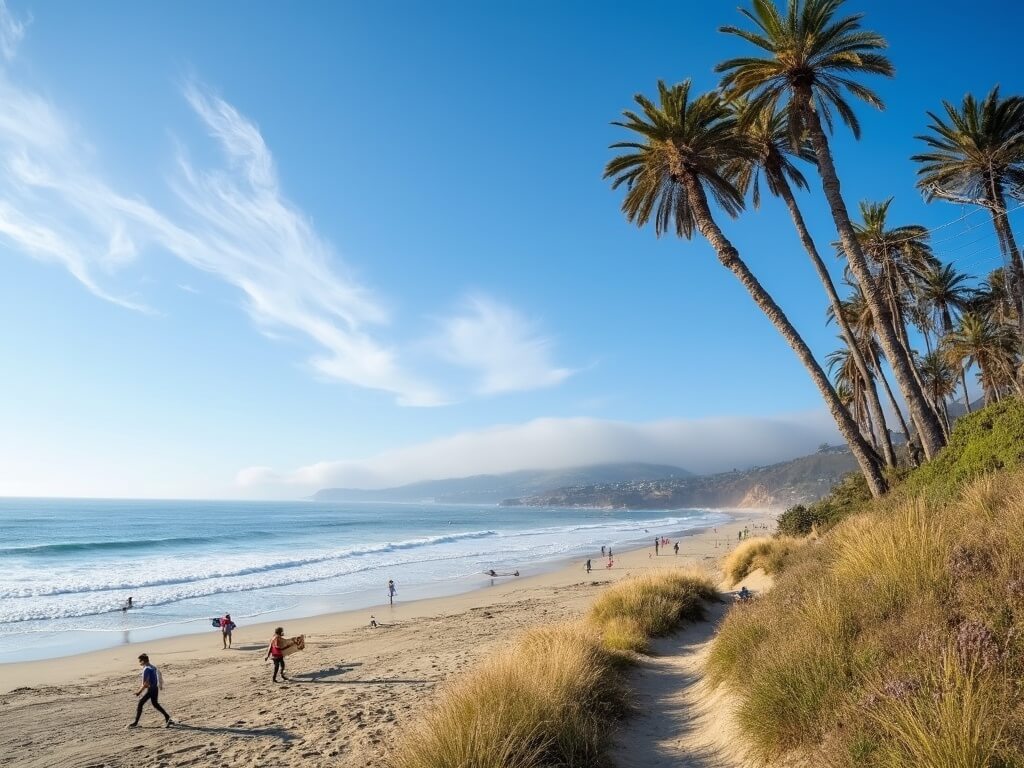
xmin=730 ymin=101 xmax=896 ymax=466
xmin=943 ymin=313 xmax=1019 ymax=404
xmin=848 ymin=199 xmax=938 ymax=370
xmin=604 ymin=80 xmax=886 ymax=496
xmin=830 ymin=287 xmax=913 ymax=444
xmin=717 ymin=0 xmax=947 ymax=460
xmin=918 ymin=263 xmax=975 ymax=413
xmin=913 ymin=88 xmax=1024 ymax=331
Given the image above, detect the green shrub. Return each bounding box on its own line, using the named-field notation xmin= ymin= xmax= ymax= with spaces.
xmin=777 ymin=471 xmax=873 ymax=536
xmin=901 ymin=397 xmax=1024 ymax=501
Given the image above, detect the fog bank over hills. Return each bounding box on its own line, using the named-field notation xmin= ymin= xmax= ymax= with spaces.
xmin=240 ymin=412 xmax=839 ymax=497
xmin=314 ymin=447 xmax=857 ymax=508
xmin=312 ymin=463 xmax=692 ymax=504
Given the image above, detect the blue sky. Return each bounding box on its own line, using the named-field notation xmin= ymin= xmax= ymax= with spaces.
xmin=1 ymin=1 xmax=1022 ymax=498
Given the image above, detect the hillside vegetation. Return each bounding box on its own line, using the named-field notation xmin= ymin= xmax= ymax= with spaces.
xmin=709 ymin=399 xmax=1024 ymax=767
xmin=503 ymin=449 xmax=857 ymax=510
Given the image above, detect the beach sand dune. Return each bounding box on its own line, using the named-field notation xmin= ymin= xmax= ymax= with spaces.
xmin=0 ymin=514 xmax=772 ymax=767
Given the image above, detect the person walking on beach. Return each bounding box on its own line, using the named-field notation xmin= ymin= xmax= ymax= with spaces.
xmin=601 ymin=545 xmax=605 ymax=556
xmin=129 ymin=653 xmax=172 ymax=729
xmin=585 ymin=559 xmax=592 ymax=574
xmin=654 ymin=538 xmax=659 ymax=556
xmin=266 ymin=627 xmax=289 ymax=682
xmin=220 ymin=613 xmax=234 ymax=649
xmin=673 ymin=542 xmax=679 ymax=556
xmin=388 ymin=580 xmax=397 ymax=605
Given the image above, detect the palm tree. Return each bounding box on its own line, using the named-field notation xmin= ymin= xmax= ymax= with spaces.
xmin=848 ymin=199 xmax=938 ymax=367
xmin=916 ymin=350 xmax=957 ymax=436
xmin=826 ymin=344 xmax=878 ymax=447
xmin=943 ymin=313 xmax=1019 ymax=404
xmin=604 ymin=80 xmax=886 ymax=496
xmin=918 ymin=263 xmax=975 ymax=413
xmin=730 ymin=101 xmax=896 ymax=466
xmin=830 ymin=287 xmax=913 ymax=444
xmin=913 ymin=88 xmax=1024 ymax=332
xmin=974 ymin=267 xmax=1018 ymax=330
xmin=717 ymin=0 xmax=947 ymax=460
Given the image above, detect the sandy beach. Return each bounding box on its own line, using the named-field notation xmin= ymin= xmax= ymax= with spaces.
xmin=1 ymin=510 xmax=774 ymax=768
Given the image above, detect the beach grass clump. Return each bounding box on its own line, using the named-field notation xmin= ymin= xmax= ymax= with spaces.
xmin=588 ymin=568 xmax=717 ymax=651
xmin=391 ymin=568 xmax=715 ymax=768
xmin=721 ymin=536 xmax=802 ymax=585
xmin=389 ymin=624 xmax=621 ymax=768
xmin=709 ymin=425 xmax=1024 ymax=766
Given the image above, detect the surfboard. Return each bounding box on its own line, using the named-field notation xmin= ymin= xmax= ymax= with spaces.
xmin=279 ymin=635 xmax=305 ymax=657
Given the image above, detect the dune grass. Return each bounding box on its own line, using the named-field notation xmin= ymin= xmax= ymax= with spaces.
xmin=721 ymin=535 xmax=802 ymax=585
xmin=588 ymin=569 xmax=716 ymax=652
xmin=389 ymin=568 xmax=716 ymax=768
xmin=709 ymin=466 xmax=1024 ymax=767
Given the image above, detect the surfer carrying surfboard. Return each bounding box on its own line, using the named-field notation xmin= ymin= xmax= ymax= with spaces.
xmin=265 ymin=627 xmax=289 ymax=682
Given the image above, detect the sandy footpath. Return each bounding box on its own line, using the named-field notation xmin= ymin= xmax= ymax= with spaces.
xmin=0 ymin=510 xmax=774 ymax=768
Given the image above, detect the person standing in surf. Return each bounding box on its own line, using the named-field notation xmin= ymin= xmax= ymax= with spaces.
xmin=128 ymin=653 xmax=172 ymax=729
xmin=265 ymin=627 xmax=289 ymax=682
xmin=388 ymin=579 xmax=396 ymax=605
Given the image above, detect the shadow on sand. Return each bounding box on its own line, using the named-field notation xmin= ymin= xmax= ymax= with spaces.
xmin=171 ymin=722 xmax=295 ymax=742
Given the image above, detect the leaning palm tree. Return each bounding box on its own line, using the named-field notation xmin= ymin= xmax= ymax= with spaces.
xmin=918 ymin=262 xmax=975 ymax=413
xmin=730 ymin=100 xmax=895 ymax=466
xmin=830 ymin=286 xmax=913 ymax=444
xmin=943 ymin=313 xmax=1020 ymax=404
xmin=604 ymin=80 xmax=886 ymax=495
xmin=913 ymin=87 xmax=1024 ymax=331
xmin=717 ymin=0 xmax=947 ymax=460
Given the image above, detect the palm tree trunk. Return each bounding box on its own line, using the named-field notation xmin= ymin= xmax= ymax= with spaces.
xmin=799 ymin=95 xmax=947 ymax=460
xmin=774 ymin=174 xmax=896 ymax=467
xmin=960 ymin=368 xmax=973 ymax=414
xmin=681 ymin=171 xmax=887 ymax=496
xmin=988 ymin=181 xmax=1024 ymax=335
xmin=871 ymin=344 xmax=913 ymax=441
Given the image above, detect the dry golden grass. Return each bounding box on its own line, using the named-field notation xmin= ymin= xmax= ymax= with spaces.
xmin=390 ymin=568 xmax=716 ymax=768
xmin=709 ymin=470 xmax=1024 ymax=767
xmin=588 ymin=568 xmax=716 ymax=652
xmin=721 ymin=536 xmax=802 ymax=585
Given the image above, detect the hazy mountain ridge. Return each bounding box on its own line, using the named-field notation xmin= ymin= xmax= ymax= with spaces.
xmin=500 ymin=448 xmax=857 ymax=509
xmin=311 ymin=463 xmax=693 ymax=504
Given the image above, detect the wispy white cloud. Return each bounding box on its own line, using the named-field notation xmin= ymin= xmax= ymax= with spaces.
xmin=0 ymin=2 xmax=569 ymax=406
xmin=237 ymin=411 xmax=839 ymax=493
xmin=162 ymin=83 xmax=441 ymax=406
xmin=435 ymin=295 xmax=572 ymax=395
xmin=0 ymin=0 xmax=25 ymax=61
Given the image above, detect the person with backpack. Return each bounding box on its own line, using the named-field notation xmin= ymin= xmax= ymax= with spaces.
xmin=128 ymin=653 xmax=172 ymax=729
xmin=220 ymin=613 xmax=235 ymax=649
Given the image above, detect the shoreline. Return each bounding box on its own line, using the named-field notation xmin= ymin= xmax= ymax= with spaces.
xmin=0 ymin=508 xmax=774 ymax=693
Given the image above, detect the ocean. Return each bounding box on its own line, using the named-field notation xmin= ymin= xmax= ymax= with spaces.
xmin=0 ymin=498 xmax=728 ymax=662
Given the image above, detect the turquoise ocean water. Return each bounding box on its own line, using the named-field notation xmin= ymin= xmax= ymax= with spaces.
xmin=0 ymin=498 xmax=727 ymax=662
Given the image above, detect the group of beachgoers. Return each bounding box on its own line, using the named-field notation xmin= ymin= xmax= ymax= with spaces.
xmin=582 ymin=536 xmax=689 ymax=573
xmin=129 ymin=578 xmax=404 ymax=729
xmin=652 ymin=536 xmax=680 ymax=557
